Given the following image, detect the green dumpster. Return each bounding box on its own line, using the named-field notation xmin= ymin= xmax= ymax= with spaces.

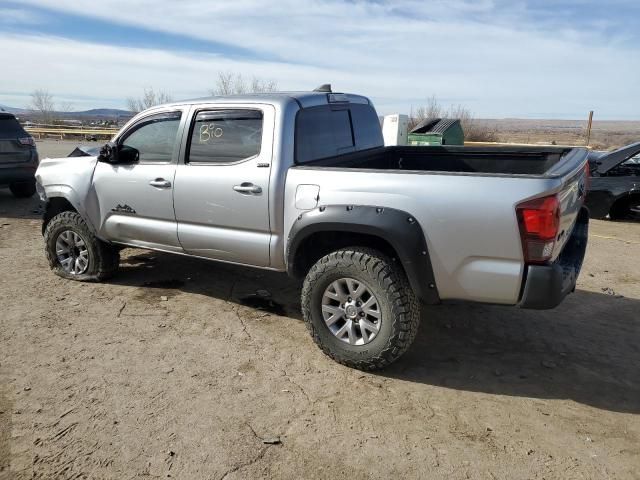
xmin=408 ymin=118 xmax=464 ymax=146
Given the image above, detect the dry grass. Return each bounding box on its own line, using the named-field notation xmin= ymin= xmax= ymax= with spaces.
xmin=475 ymin=118 xmax=640 ymax=149
xmin=410 ymin=97 xmax=499 ymax=142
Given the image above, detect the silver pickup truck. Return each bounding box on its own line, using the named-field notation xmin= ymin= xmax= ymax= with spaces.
xmin=35 ymin=90 xmax=590 ymax=370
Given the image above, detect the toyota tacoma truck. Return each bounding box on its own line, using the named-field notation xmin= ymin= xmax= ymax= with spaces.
xmin=35 ymin=89 xmax=590 ymax=370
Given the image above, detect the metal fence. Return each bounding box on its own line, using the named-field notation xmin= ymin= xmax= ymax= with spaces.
xmin=24 ymin=124 xmax=119 ymax=140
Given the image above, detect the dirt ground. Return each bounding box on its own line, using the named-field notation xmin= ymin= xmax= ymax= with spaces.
xmin=1 ymin=142 xmax=640 ymax=479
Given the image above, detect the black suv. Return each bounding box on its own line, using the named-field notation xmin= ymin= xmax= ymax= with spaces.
xmin=0 ymin=112 xmax=39 ymax=197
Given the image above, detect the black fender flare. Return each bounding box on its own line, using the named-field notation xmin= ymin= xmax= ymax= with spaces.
xmin=286 ymin=205 xmax=440 ymax=304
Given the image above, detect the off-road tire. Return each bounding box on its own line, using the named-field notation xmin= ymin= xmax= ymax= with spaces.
xmin=44 ymin=211 xmax=120 ymax=281
xmin=609 ymin=196 xmax=640 ymax=221
xmin=9 ymin=180 xmax=36 ymax=198
xmin=301 ymin=247 xmax=420 ymax=370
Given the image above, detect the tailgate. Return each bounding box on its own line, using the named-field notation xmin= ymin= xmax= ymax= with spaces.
xmin=552 ymin=161 xmax=589 ymax=260
xmin=0 ymin=139 xmax=32 ymax=164
xmin=0 ymin=116 xmax=32 ymax=164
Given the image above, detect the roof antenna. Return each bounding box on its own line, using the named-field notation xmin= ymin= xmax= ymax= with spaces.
xmin=313 ymin=84 xmax=332 ymax=93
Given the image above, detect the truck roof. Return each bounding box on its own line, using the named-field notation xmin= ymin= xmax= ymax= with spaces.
xmin=156 ymin=91 xmax=372 ymax=111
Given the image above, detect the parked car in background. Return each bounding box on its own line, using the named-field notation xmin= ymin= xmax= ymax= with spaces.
xmin=35 ymin=90 xmax=589 ymax=370
xmin=586 ymin=142 xmax=640 ymax=220
xmin=0 ymin=112 xmax=39 ymax=197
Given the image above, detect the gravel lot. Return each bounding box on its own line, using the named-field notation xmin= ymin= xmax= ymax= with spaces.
xmin=34 ymin=139 xmax=105 ymax=159
xmin=1 ymin=140 xmax=639 ymax=479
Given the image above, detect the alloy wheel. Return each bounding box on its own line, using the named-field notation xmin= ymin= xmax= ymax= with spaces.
xmin=321 ymin=277 xmax=381 ymax=345
xmin=55 ymin=230 xmax=89 ymax=275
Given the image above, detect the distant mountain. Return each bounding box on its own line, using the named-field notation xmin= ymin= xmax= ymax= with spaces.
xmin=69 ymin=108 xmax=133 ymax=117
xmin=0 ymin=104 xmax=132 ymax=117
xmin=0 ymin=104 xmax=27 ymax=114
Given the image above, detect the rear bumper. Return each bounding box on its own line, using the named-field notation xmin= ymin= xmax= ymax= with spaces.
xmin=0 ymin=165 xmax=37 ymax=186
xmin=518 ymin=207 xmax=589 ymax=310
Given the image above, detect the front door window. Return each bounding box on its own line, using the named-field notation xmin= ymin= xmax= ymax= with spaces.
xmin=120 ymin=112 xmax=182 ymax=164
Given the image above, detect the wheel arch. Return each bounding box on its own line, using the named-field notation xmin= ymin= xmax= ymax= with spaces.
xmin=286 ymin=205 xmax=440 ymax=304
xmin=609 ymin=191 xmax=640 ymax=219
xmin=42 ymin=196 xmax=78 ymax=235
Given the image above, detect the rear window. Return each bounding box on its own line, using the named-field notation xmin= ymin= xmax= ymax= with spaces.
xmin=0 ymin=116 xmax=25 ymax=137
xmin=295 ymin=103 xmax=383 ymax=164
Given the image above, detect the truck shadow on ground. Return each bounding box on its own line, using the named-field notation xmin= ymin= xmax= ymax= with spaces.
xmin=117 ymin=250 xmax=304 ymax=319
xmin=114 ymin=249 xmax=640 ymax=415
xmin=0 ymin=190 xmax=42 ymax=220
xmin=384 ymin=292 xmax=640 ymax=415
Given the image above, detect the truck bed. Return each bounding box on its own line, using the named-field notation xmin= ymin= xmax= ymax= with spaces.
xmin=286 ymin=144 xmax=589 ymax=305
xmin=301 ymin=145 xmax=575 ymax=176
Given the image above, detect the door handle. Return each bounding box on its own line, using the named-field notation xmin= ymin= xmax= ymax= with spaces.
xmin=233 ymin=183 xmax=262 ymax=194
xmin=149 ymin=178 xmax=171 ymax=188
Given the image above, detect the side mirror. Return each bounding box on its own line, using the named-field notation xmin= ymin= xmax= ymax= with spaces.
xmin=97 ymin=142 xmax=118 ymax=163
xmin=97 ymin=142 xmax=139 ymax=164
xmin=118 ymin=145 xmax=140 ymax=164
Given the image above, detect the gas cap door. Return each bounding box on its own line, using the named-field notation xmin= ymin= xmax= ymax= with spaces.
xmin=295 ymin=184 xmax=320 ymax=210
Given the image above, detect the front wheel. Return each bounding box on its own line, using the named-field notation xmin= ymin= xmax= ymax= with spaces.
xmin=44 ymin=211 xmax=120 ymax=281
xmin=301 ymin=248 xmax=420 ymax=371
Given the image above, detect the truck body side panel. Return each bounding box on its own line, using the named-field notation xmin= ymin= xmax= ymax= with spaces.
xmin=284 ymin=167 xmax=567 ymax=305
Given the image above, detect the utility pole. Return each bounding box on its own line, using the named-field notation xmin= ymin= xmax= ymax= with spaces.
xmin=585 ymin=110 xmax=594 ymax=146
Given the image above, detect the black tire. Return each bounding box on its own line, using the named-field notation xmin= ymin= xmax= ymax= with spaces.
xmin=609 ymin=196 xmax=640 ymax=221
xmin=301 ymin=247 xmax=420 ymax=371
xmin=9 ymin=180 xmax=36 ymax=198
xmin=44 ymin=211 xmax=119 ymax=281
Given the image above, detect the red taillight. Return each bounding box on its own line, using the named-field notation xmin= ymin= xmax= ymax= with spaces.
xmin=18 ymin=136 xmax=35 ymax=147
xmin=517 ymin=194 xmax=560 ymax=264
xmin=521 ymin=196 xmax=559 ymax=240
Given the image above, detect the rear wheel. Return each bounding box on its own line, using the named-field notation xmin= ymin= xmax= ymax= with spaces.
xmin=609 ymin=196 xmax=640 ymax=221
xmin=301 ymin=247 xmax=420 ymax=371
xmin=9 ymin=180 xmax=36 ymax=198
xmin=44 ymin=211 xmax=119 ymax=281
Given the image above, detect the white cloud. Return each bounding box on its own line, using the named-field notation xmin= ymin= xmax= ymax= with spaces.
xmin=0 ymin=34 xmax=358 ymax=110
xmin=0 ymin=7 xmax=43 ymax=25
xmin=2 ymin=1 xmax=639 ymax=118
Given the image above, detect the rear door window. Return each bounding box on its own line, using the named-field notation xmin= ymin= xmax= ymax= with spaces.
xmin=188 ymin=109 xmax=263 ymax=164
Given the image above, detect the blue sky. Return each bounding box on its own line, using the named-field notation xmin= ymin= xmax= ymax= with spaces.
xmin=1 ymin=0 xmax=639 ymax=119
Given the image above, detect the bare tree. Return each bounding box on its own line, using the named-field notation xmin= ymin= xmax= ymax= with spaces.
xmin=409 ymin=96 xmax=499 ymax=142
xmin=210 ymin=72 xmax=278 ymax=96
xmin=410 ymin=96 xmax=443 ymax=127
xmin=249 ymin=76 xmax=278 ymax=94
xmin=29 ymin=89 xmax=55 ymax=124
xmin=58 ymin=101 xmax=75 ymax=114
xmin=126 ymin=87 xmax=173 ymax=113
xmin=448 ymin=104 xmax=498 ymax=142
